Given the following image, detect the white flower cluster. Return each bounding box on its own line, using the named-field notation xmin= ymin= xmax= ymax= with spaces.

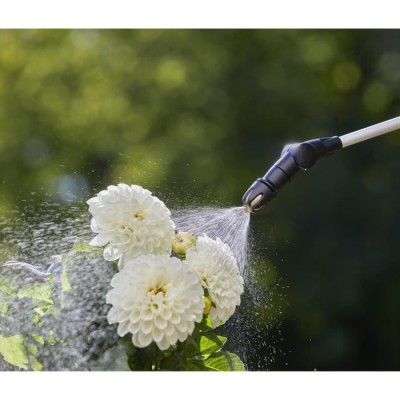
xmin=106 ymin=255 xmax=204 ymax=350
xmin=186 ymin=236 xmax=244 ymax=327
xmin=87 ymin=184 xmax=175 ymax=268
xmin=88 ymin=184 xmax=244 ymax=351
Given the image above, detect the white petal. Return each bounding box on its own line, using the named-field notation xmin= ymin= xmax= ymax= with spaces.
xmin=160 ymin=307 xmax=172 ymax=320
xmin=117 ymin=320 xmax=129 ymax=336
xmin=129 ymin=310 xmax=141 ymax=323
xmin=140 ymin=320 xmax=153 ymax=334
xmin=156 ymin=336 xmax=171 ymax=351
xmin=153 ymin=315 xmax=167 ymax=330
xmin=140 ymin=308 xmax=153 ymax=321
xmin=164 ymin=323 xmax=174 ymax=336
xmin=170 ymin=313 xmax=181 ymax=324
xmin=166 ymin=330 xmax=179 ymax=346
xmin=103 ymin=246 xmax=121 ymax=261
xmin=137 ymin=331 xmax=152 ymax=348
xmin=90 ymin=219 xmax=99 ymax=233
xmin=152 ymin=328 xmax=164 ymax=343
xmin=107 ymin=307 xmax=121 ymax=323
xmin=86 ymin=197 xmax=99 ymax=206
xmin=128 ymin=321 xmax=141 ymax=334
xmin=176 ymin=329 xmax=189 ymax=342
xmin=176 ymin=321 xmax=190 ymax=333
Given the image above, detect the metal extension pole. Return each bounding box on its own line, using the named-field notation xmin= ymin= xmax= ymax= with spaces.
xmin=339 ymin=116 xmax=400 ymax=148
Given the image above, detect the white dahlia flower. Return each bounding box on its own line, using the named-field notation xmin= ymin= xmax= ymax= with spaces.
xmin=106 ymin=254 xmax=204 ymax=351
xmin=185 ymin=235 xmax=244 ymax=327
xmin=87 ymin=184 xmax=175 ymax=267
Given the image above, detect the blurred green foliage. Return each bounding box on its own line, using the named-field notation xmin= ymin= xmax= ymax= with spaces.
xmin=1 ymin=29 xmax=400 ymax=370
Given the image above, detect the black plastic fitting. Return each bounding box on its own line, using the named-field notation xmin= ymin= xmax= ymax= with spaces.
xmin=242 ymin=136 xmax=342 ymax=213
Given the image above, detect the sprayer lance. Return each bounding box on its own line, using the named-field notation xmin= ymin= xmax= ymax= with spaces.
xmin=242 ymin=116 xmax=400 ymax=213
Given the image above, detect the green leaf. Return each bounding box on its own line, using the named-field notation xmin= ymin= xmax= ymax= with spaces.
xmin=17 ymin=283 xmax=53 ymax=304
xmin=71 ymin=237 xmax=101 ymax=255
xmin=183 ymin=336 xmax=201 ymax=358
xmin=60 ymin=256 xmax=72 ymax=293
xmin=31 ymin=334 xmax=44 ymax=345
xmin=0 ymin=301 xmax=8 ymax=314
xmin=203 ymin=351 xmax=246 ymax=371
xmin=33 ymin=306 xmax=49 ymax=316
xmin=197 ymin=314 xmax=213 ymax=332
xmin=0 ymin=335 xmax=29 ymax=370
xmin=29 ymin=356 xmax=43 ymax=371
xmin=0 ymin=277 xmax=17 ymax=296
xmin=26 ymin=343 xmax=38 ymax=355
xmin=197 ymin=333 xmax=227 ymax=357
xmin=32 ymin=313 xmax=40 ymax=328
xmin=185 ymin=360 xmax=210 ymax=371
xmin=46 ymin=337 xmax=56 ymax=345
xmin=0 ymin=292 xmax=11 ymax=315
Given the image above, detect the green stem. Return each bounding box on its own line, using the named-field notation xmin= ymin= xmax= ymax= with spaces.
xmin=152 ymin=345 xmax=163 ymax=371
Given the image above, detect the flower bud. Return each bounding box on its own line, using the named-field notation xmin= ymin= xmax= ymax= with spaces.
xmin=203 ymin=296 xmax=212 ymax=315
xmin=172 ymin=231 xmax=197 ymax=255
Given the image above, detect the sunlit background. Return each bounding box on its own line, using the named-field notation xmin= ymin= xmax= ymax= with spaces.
xmin=1 ymin=29 xmax=400 ymax=370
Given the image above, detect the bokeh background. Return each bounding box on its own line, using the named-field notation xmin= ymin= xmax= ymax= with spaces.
xmin=1 ymin=29 xmax=400 ymax=370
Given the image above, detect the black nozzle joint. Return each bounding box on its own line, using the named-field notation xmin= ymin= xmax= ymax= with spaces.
xmin=242 ymin=136 xmax=342 ymax=213
xmin=282 ymin=136 xmax=343 ymax=169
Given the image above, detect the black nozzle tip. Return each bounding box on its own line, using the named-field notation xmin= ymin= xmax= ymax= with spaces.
xmin=242 ymin=178 xmax=276 ymax=213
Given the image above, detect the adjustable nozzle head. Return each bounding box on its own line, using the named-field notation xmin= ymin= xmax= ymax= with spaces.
xmin=242 ymin=149 xmax=299 ymax=213
xmin=242 ymin=136 xmax=342 ymax=213
xmin=242 ymin=178 xmax=276 ymax=213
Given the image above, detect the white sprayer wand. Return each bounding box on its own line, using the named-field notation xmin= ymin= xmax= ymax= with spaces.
xmin=243 ymin=116 xmax=400 ymax=213
xmin=340 ymin=116 xmax=400 ymax=148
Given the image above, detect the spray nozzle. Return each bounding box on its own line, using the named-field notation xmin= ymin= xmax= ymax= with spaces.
xmin=242 ymin=136 xmax=343 ymax=213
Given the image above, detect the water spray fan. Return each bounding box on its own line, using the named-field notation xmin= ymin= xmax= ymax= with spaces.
xmin=242 ymin=116 xmax=400 ymax=213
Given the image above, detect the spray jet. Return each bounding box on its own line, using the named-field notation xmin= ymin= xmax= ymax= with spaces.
xmin=242 ymin=116 xmax=400 ymax=213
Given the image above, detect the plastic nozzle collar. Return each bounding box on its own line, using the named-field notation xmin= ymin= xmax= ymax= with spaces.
xmin=242 ymin=136 xmax=342 ymax=213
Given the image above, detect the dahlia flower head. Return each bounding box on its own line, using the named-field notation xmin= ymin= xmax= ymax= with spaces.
xmin=106 ymin=254 xmax=204 ymax=351
xmin=87 ymin=184 xmax=175 ymax=267
xmin=186 ymin=235 xmax=244 ymax=327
